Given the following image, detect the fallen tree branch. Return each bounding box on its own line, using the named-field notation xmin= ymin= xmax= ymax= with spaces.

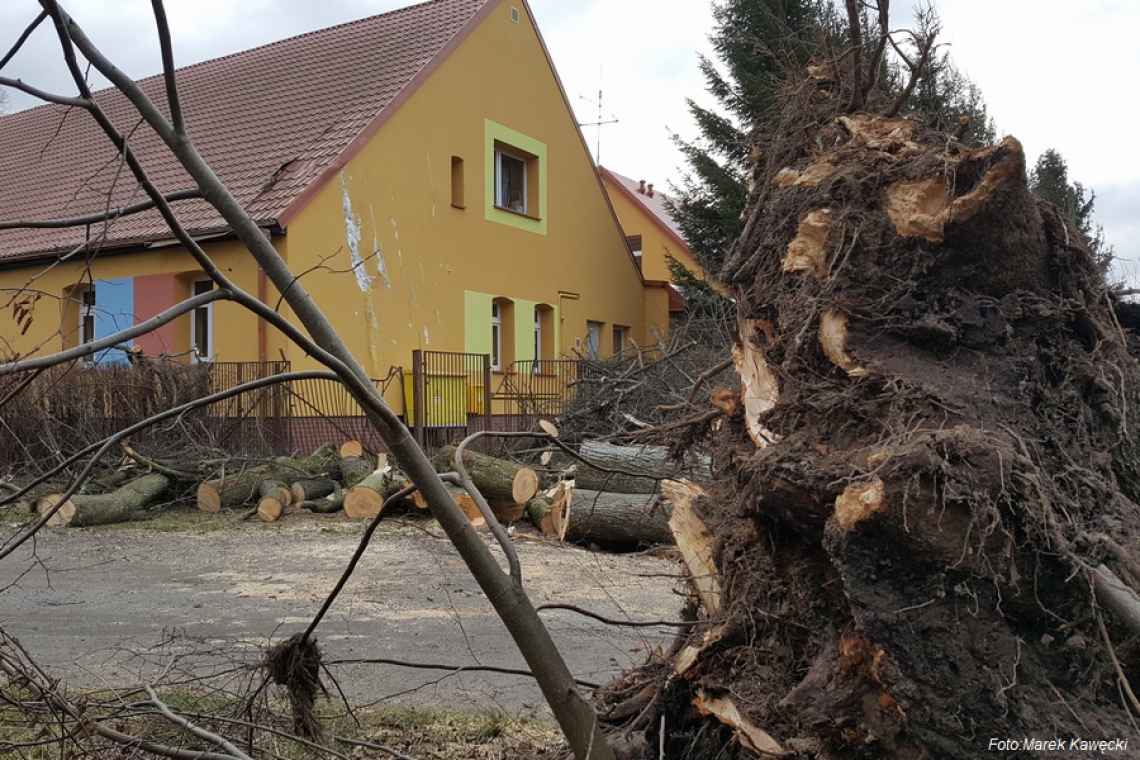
xmin=144 ymin=685 xmax=253 ymax=760
xmin=537 ymin=604 xmax=704 ymax=629
xmin=325 ymin=657 xmax=600 ymax=690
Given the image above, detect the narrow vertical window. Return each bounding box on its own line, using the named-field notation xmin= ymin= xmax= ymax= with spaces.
xmin=533 ymin=306 xmax=542 ymax=373
xmin=491 ymin=301 xmax=502 ymax=371
xmin=613 ymin=325 xmax=628 ymax=359
xmin=586 ymin=321 xmax=603 ymax=360
xmin=191 ymin=280 xmax=213 ymax=361
xmin=79 ymin=286 xmax=96 ymax=347
xmin=451 ymin=156 xmax=465 ymax=209
xmin=626 ymin=235 xmax=643 ymax=270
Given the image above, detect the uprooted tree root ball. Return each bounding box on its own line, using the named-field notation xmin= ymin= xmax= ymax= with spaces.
xmin=265 ymin=632 xmax=326 ymax=740
xmin=601 ymin=70 xmax=1140 ymax=759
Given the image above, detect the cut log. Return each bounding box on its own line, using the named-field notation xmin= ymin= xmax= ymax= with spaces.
xmin=257 ymin=497 xmax=285 ymax=523
xmin=557 ymin=441 xmax=711 ymax=494
xmin=432 ymin=446 xmax=539 ymax=505
xmin=197 ymin=468 xmax=269 ymax=513
xmin=37 ymin=474 xmax=170 ymax=528
xmin=339 ymin=454 xmax=374 ymax=489
xmin=304 ymin=488 xmax=345 ymax=515
xmin=526 ymin=482 xmax=572 ymax=540
xmin=413 ymin=483 xmax=485 ymax=527
xmin=197 ymin=446 xmax=341 ymax=513
xmin=664 ymin=480 xmax=720 ymax=615
xmin=512 ymin=467 xmax=540 ymax=504
xmin=343 ymin=467 xmax=409 ymax=520
xmin=564 ymin=489 xmax=672 ymax=547
xmin=258 ymin=480 xmax=291 ymax=508
xmin=290 ymin=478 xmax=338 ymax=506
xmin=339 ymin=440 xmax=364 ymax=458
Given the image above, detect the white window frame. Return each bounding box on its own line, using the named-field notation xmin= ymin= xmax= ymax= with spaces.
xmin=495 ymin=148 xmax=528 ymax=214
xmin=491 ymin=301 xmax=503 ymax=371
xmin=191 ymin=280 xmax=215 ymax=363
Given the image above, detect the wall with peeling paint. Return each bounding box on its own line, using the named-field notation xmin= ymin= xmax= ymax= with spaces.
xmin=0 ymin=0 xmax=667 ymax=423
xmin=284 ymin=0 xmax=657 ymax=398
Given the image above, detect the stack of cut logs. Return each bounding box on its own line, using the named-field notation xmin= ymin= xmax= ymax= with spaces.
xmin=33 ymin=438 xmax=702 ymax=548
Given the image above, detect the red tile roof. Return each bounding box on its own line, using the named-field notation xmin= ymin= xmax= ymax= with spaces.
xmin=599 ymin=166 xmax=688 ymax=245
xmin=0 ymin=0 xmax=492 ymax=262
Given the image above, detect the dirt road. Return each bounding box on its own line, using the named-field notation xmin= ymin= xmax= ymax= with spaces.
xmin=0 ymin=513 xmax=682 ymax=715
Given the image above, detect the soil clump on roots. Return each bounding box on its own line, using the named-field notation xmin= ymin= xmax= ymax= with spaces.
xmin=602 ymin=70 xmax=1140 ymax=760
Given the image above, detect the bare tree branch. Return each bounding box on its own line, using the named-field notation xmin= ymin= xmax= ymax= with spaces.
xmin=145 ymin=685 xmax=253 ymax=760
xmin=0 ymin=11 xmax=49 ymax=71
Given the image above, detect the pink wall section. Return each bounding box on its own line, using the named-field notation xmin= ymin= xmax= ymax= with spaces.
xmin=133 ymin=274 xmax=182 ymax=356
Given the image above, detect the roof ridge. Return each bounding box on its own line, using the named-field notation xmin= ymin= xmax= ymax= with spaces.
xmin=3 ymin=0 xmax=476 ymax=121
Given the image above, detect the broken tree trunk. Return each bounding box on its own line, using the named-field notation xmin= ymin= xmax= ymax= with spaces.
xmin=432 ymin=446 xmax=539 ymax=505
xmin=564 ymin=489 xmax=672 ymax=547
xmin=525 ymin=482 xmax=573 ymax=540
xmin=37 ymin=474 xmax=170 ymax=528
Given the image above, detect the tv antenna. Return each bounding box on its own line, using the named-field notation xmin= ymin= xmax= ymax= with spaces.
xmin=578 ymin=75 xmax=619 ymax=164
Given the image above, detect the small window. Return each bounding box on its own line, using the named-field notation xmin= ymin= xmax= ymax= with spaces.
xmin=496 ymin=149 xmax=528 ymax=214
xmin=626 ymin=235 xmax=643 ymax=268
xmin=510 ymin=6 xmax=520 ymax=23
xmin=191 ymin=280 xmax=214 ymax=361
xmin=79 ymin=286 xmax=96 ymax=346
xmin=491 ymin=301 xmax=503 ymax=371
xmin=533 ymin=307 xmax=542 ymax=371
xmin=586 ymin=321 xmax=603 ymax=360
xmin=451 ymin=156 xmax=465 ymax=209
xmin=613 ymin=325 xmax=628 ymax=359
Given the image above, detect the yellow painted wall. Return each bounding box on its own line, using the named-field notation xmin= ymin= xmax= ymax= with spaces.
xmin=0 ymin=0 xmax=667 ymax=419
xmin=284 ymin=0 xmax=653 ymax=385
xmin=0 ymin=238 xmax=286 ymax=363
xmin=601 ymin=173 xmax=703 ymax=284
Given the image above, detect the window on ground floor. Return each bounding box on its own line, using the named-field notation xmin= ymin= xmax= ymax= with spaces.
xmin=586 ymin=320 xmax=603 ymax=360
xmin=191 ymin=280 xmax=214 ymax=362
xmin=613 ymin=324 xmax=629 ymax=359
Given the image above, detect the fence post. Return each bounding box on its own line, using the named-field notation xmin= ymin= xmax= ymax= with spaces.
xmin=482 ymin=354 xmax=493 ymax=434
xmin=412 ymin=349 xmax=426 ymax=447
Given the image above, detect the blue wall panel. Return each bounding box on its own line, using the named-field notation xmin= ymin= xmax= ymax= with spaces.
xmin=94 ymin=278 xmax=134 ymax=364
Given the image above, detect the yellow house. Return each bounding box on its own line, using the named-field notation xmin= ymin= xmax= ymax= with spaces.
xmin=0 ymin=0 xmax=671 ymax=419
xmin=599 ymin=167 xmax=704 ymax=299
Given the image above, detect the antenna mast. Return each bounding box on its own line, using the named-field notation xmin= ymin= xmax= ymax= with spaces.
xmin=578 ymin=70 xmax=619 ymax=164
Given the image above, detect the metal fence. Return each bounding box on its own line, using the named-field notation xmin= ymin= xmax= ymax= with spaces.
xmin=410 ymin=350 xmax=493 ymax=449
xmin=1 ymin=353 xmax=589 ymax=475
xmin=493 ymin=359 xmax=586 ymax=426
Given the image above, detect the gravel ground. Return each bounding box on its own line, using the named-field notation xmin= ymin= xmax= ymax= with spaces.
xmin=0 ymin=512 xmax=683 ymax=716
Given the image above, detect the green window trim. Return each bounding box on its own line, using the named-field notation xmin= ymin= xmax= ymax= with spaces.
xmin=484 ymin=119 xmax=548 ymax=235
xmin=465 ymin=290 xmax=558 ymax=367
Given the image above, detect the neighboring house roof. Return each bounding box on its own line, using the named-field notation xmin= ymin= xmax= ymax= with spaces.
xmin=599 ymin=166 xmax=690 ymax=252
xmin=0 ymin=0 xmax=494 ymax=263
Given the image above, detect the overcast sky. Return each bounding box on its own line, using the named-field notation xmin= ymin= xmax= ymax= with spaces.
xmin=1 ymin=0 xmax=1136 ymax=271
